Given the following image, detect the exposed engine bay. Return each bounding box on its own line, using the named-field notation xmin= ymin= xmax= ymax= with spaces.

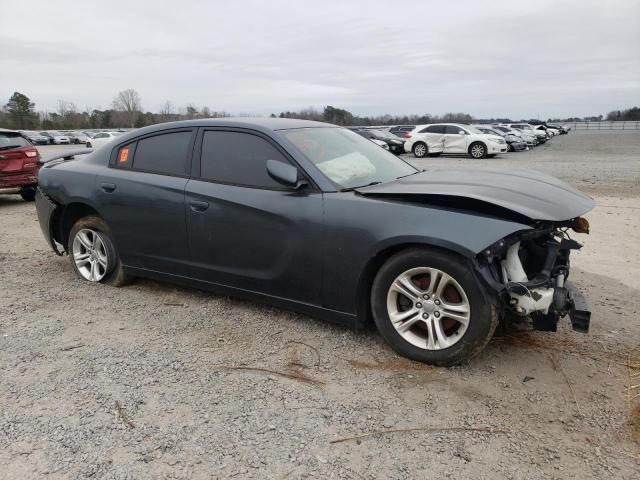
xmin=475 ymin=217 xmax=591 ymax=333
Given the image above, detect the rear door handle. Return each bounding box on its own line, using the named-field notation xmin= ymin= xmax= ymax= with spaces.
xmin=189 ymin=200 xmax=209 ymax=212
xmin=100 ymin=182 xmax=116 ymax=193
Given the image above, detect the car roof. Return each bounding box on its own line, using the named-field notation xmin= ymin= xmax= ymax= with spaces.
xmin=92 ymin=118 xmax=340 ymax=152
xmin=0 ymin=128 xmax=20 ymax=133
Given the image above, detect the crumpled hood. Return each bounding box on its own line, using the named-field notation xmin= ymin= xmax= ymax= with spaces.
xmin=356 ymin=168 xmax=595 ymax=221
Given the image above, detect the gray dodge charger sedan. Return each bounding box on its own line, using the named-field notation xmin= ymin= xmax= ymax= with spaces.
xmin=35 ymin=118 xmax=594 ymax=365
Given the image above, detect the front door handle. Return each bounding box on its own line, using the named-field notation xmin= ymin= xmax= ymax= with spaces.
xmin=101 ymin=182 xmax=116 ymax=193
xmin=189 ymin=200 xmax=209 ymax=212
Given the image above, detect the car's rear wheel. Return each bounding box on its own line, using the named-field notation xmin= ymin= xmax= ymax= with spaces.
xmin=412 ymin=142 xmax=428 ymax=158
xmin=86 ymin=142 xmax=92 ymax=148
xmin=20 ymin=188 xmax=36 ymax=202
xmin=68 ymin=216 xmax=131 ymax=287
xmin=371 ymin=248 xmax=497 ymax=366
xmin=469 ymin=142 xmax=487 ymax=159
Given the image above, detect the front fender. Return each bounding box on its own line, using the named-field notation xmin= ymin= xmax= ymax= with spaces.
xmin=322 ymin=192 xmax=531 ymax=314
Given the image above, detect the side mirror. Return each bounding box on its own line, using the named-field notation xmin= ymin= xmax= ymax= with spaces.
xmin=458 ymin=130 xmax=466 ymax=135
xmin=266 ymin=160 xmax=307 ymax=190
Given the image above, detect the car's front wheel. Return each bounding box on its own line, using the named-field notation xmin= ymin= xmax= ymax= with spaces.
xmin=371 ymin=247 xmax=497 ymax=366
xmin=412 ymin=142 xmax=428 ymax=158
xmin=68 ymin=216 xmax=131 ymax=286
xmin=469 ymin=142 xmax=487 ymax=159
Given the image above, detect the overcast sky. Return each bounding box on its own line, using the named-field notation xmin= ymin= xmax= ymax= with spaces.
xmin=2 ymin=0 xmax=639 ymax=119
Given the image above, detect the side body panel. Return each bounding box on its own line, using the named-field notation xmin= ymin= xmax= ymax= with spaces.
xmin=96 ymin=168 xmax=190 ymax=274
xmin=321 ymin=193 xmax=529 ymax=313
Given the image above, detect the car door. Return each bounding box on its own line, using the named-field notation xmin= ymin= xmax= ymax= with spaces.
xmin=418 ymin=125 xmax=444 ymax=149
xmin=444 ymin=125 xmax=468 ymax=153
xmin=184 ymin=128 xmax=324 ymax=305
xmin=95 ymin=129 xmax=195 ymax=275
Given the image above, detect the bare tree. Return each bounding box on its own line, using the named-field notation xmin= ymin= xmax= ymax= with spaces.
xmin=57 ymin=100 xmax=77 ymax=118
xmin=112 ymin=89 xmax=142 ymax=128
xmin=159 ymin=100 xmax=174 ymax=123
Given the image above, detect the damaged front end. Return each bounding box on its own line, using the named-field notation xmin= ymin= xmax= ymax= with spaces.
xmin=475 ymin=217 xmax=592 ymax=333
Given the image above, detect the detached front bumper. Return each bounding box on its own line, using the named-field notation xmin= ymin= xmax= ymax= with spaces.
xmin=475 ymin=228 xmax=592 ymax=333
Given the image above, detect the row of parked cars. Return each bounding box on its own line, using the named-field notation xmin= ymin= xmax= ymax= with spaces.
xmin=19 ymin=130 xmax=127 ymax=149
xmin=353 ymin=121 xmax=570 ymax=159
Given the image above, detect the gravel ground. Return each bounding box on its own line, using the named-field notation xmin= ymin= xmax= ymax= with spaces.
xmin=1 ymin=131 xmax=639 ymax=479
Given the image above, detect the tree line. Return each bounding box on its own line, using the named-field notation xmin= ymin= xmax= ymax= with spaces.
xmin=0 ymin=90 xmax=231 ymax=131
xmin=1 ymin=89 xmax=638 ymax=131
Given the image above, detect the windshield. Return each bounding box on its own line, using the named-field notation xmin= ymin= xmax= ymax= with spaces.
xmin=282 ymin=127 xmax=416 ymax=189
xmin=464 ymin=126 xmax=482 ymax=134
xmin=479 ymin=128 xmax=501 ymax=136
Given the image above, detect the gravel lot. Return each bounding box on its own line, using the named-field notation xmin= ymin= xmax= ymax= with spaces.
xmin=1 ymin=131 xmax=639 ymax=479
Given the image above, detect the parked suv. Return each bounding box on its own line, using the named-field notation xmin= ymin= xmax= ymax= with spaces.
xmin=0 ymin=129 xmax=41 ymax=201
xmin=406 ymin=123 xmax=507 ymax=159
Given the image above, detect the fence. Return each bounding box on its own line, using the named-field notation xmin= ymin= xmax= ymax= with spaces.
xmin=561 ymin=121 xmax=640 ymax=130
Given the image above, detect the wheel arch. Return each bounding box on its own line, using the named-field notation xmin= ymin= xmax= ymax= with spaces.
xmin=53 ymin=201 xmax=103 ymax=252
xmin=355 ymin=240 xmax=474 ymax=328
xmin=467 ymin=140 xmax=487 ymax=155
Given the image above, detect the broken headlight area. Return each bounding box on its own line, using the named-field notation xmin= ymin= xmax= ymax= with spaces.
xmin=474 ymin=220 xmax=591 ymax=333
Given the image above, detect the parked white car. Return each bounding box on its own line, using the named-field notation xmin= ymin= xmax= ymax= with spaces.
xmin=406 ymin=123 xmax=506 ymax=159
xmin=493 ymin=125 xmax=537 ymax=146
xmin=509 ymin=124 xmax=547 ymax=143
xmin=86 ymin=131 xmax=125 ymax=149
xmin=398 ymin=127 xmax=443 ymax=157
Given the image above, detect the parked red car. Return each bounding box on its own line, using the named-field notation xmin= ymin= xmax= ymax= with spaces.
xmin=0 ymin=128 xmax=41 ymax=201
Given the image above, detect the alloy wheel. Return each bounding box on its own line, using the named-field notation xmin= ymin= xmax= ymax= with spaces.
xmin=470 ymin=144 xmax=485 ymax=158
xmin=386 ymin=267 xmax=471 ymax=350
xmin=72 ymin=228 xmax=109 ymax=282
xmin=413 ymin=143 xmax=427 ymax=157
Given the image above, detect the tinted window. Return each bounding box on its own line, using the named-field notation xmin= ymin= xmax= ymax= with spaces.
xmin=421 ymin=125 xmax=445 ymax=134
xmin=200 ymin=131 xmax=291 ymax=189
xmin=132 ymin=131 xmax=191 ymax=176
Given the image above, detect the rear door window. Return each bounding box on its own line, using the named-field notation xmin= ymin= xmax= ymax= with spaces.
xmin=131 ymin=131 xmax=192 ymax=176
xmin=421 ymin=125 xmax=445 ymax=134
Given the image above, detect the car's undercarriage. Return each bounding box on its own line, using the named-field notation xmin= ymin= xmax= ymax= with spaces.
xmin=475 ymin=217 xmax=591 ymax=333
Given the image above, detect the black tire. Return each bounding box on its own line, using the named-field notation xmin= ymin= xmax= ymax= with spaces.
xmin=67 ymin=216 xmax=132 ymax=287
xmin=412 ymin=142 xmax=428 ymax=158
xmin=371 ymin=247 xmax=497 ymax=366
xmin=468 ymin=142 xmax=487 ymax=159
xmin=20 ymin=188 xmax=36 ymax=202
xmin=86 ymin=142 xmax=92 ymax=148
